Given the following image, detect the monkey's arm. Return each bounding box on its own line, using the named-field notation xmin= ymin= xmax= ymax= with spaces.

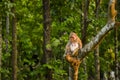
xmin=78 ymin=39 xmax=82 ymax=49
xmin=63 ymin=42 xmax=71 ymax=57
xmin=72 ymin=48 xmax=79 ymax=56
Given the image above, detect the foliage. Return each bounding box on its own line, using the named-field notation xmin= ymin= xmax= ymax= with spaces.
xmin=0 ymin=0 xmax=120 ymax=80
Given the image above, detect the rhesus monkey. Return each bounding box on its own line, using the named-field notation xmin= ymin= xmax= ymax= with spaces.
xmin=65 ymin=32 xmax=82 ymax=56
xmin=64 ymin=32 xmax=82 ymax=80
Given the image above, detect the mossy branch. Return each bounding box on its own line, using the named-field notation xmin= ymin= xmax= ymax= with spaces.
xmin=79 ymin=0 xmax=118 ymax=61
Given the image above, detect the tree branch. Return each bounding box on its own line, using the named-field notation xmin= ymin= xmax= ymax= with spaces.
xmin=64 ymin=0 xmax=120 ymax=80
xmin=78 ymin=0 xmax=118 ymax=61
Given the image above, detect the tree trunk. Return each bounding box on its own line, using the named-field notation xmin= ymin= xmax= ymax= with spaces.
xmin=94 ymin=46 xmax=100 ymax=80
xmin=0 ymin=10 xmax=2 ymax=80
xmin=82 ymin=0 xmax=90 ymax=45
xmin=11 ymin=0 xmax=18 ymax=80
xmin=94 ymin=0 xmax=101 ymax=80
xmin=69 ymin=66 xmax=73 ymax=80
xmin=42 ymin=0 xmax=52 ymax=80
xmin=114 ymin=26 xmax=119 ymax=80
xmin=81 ymin=0 xmax=90 ymax=79
xmin=5 ymin=14 xmax=9 ymax=53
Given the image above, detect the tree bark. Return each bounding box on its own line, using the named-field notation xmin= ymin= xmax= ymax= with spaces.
xmin=94 ymin=0 xmax=101 ymax=80
xmin=81 ymin=0 xmax=90 ymax=79
xmin=82 ymin=0 xmax=90 ymax=45
xmin=42 ymin=0 xmax=52 ymax=80
xmin=94 ymin=46 xmax=100 ymax=80
xmin=0 ymin=10 xmax=2 ymax=80
xmin=79 ymin=22 xmax=115 ymax=60
xmin=79 ymin=0 xmax=117 ymax=61
xmin=69 ymin=66 xmax=73 ymax=80
xmin=114 ymin=25 xmax=119 ymax=80
xmin=5 ymin=14 xmax=9 ymax=53
xmin=11 ymin=0 xmax=18 ymax=80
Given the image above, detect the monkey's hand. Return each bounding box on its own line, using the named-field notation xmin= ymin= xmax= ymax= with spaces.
xmin=72 ymin=48 xmax=79 ymax=56
xmin=63 ymin=52 xmax=71 ymax=58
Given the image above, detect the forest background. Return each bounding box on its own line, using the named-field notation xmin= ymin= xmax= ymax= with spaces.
xmin=0 ymin=0 xmax=120 ymax=80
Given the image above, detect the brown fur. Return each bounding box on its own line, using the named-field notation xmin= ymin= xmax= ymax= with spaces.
xmin=64 ymin=32 xmax=82 ymax=80
xmin=108 ymin=0 xmax=117 ymax=22
xmin=65 ymin=54 xmax=81 ymax=80
xmin=65 ymin=32 xmax=82 ymax=56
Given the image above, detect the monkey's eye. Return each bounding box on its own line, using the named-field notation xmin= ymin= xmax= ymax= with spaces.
xmin=70 ymin=36 xmax=74 ymax=38
xmin=70 ymin=37 xmax=74 ymax=40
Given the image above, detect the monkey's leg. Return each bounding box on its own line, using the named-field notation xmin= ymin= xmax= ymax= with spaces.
xmin=65 ymin=54 xmax=81 ymax=66
xmin=65 ymin=54 xmax=77 ymax=63
xmin=65 ymin=54 xmax=81 ymax=80
xmin=72 ymin=59 xmax=80 ymax=80
xmin=65 ymin=54 xmax=80 ymax=80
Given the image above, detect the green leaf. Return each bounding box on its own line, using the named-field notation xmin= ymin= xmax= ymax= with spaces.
xmin=51 ymin=38 xmax=60 ymax=47
xmin=46 ymin=43 xmax=52 ymax=51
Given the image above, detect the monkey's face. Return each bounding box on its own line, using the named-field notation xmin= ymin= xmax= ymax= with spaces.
xmin=70 ymin=35 xmax=76 ymax=43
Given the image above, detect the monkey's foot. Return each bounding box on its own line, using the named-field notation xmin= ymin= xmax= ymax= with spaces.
xmin=71 ymin=59 xmax=80 ymax=68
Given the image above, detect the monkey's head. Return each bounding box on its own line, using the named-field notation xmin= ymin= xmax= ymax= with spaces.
xmin=69 ymin=32 xmax=77 ymax=43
